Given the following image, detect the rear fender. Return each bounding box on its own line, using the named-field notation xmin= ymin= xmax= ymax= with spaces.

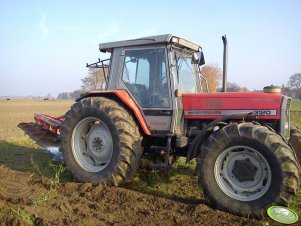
xmin=77 ymin=90 xmax=151 ymax=135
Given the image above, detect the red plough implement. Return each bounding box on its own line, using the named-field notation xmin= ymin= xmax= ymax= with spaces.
xmin=34 ymin=113 xmax=65 ymax=135
xmin=19 ymin=114 xmax=64 ymax=161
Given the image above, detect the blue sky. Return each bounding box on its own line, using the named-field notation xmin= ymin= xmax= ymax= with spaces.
xmin=0 ymin=0 xmax=300 ymax=97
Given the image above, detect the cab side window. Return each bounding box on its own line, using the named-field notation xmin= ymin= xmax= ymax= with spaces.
xmin=122 ymin=48 xmax=170 ymax=108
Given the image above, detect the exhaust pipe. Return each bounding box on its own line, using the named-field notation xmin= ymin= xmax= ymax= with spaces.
xmin=222 ymin=35 xmax=228 ymax=92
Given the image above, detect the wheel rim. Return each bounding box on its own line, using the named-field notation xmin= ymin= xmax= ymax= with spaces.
xmin=214 ymin=146 xmax=272 ymax=201
xmin=71 ymin=117 xmax=113 ymax=172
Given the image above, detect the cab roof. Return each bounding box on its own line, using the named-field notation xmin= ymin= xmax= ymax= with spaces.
xmin=99 ymin=34 xmax=201 ymax=53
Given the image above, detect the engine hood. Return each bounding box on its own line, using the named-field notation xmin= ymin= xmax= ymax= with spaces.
xmin=182 ymin=92 xmax=283 ymax=119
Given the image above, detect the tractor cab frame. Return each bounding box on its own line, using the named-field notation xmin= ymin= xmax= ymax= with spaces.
xmin=90 ymin=35 xmax=206 ymax=135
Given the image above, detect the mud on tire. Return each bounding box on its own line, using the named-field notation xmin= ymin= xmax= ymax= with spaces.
xmin=197 ymin=122 xmax=300 ymax=218
xmin=60 ymin=97 xmax=143 ymax=185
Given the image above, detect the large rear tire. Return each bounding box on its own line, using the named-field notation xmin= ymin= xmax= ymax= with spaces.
xmin=60 ymin=97 xmax=143 ymax=185
xmin=197 ymin=122 xmax=299 ymax=218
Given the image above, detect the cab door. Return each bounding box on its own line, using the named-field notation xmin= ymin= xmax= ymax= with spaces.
xmin=120 ymin=47 xmax=173 ymax=133
xmin=170 ymin=49 xmax=203 ymax=135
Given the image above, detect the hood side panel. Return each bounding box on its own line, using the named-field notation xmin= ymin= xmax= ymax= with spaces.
xmin=182 ymin=92 xmax=282 ymax=119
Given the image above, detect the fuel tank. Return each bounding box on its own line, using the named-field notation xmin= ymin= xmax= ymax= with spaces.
xmin=182 ymin=92 xmax=283 ymax=120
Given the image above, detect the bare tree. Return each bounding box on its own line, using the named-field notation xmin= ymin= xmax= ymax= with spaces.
xmin=201 ymin=64 xmax=222 ymax=92
xmin=288 ymin=73 xmax=301 ymax=99
xmin=71 ymin=89 xmax=85 ymax=99
xmin=226 ymin=82 xmax=240 ymax=92
xmin=226 ymin=82 xmax=249 ymax=92
xmin=281 ymin=84 xmax=293 ymax=97
xmin=57 ymin=92 xmax=72 ymax=100
xmin=81 ymin=67 xmax=108 ymax=92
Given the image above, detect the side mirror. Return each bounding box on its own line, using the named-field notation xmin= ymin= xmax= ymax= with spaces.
xmin=192 ymin=51 xmax=205 ymax=66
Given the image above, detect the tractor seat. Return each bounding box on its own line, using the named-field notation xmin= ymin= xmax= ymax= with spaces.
xmin=125 ymin=83 xmax=150 ymax=107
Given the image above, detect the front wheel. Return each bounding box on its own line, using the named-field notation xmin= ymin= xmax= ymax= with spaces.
xmin=197 ymin=122 xmax=300 ymax=218
xmin=289 ymin=124 xmax=301 ymax=164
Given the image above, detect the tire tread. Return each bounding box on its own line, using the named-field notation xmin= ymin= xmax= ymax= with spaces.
xmin=197 ymin=122 xmax=300 ymax=218
xmin=60 ymin=97 xmax=143 ymax=185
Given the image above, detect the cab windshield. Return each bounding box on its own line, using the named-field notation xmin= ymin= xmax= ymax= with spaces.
xmin=175 ymin=50 xmax=200 ymax=93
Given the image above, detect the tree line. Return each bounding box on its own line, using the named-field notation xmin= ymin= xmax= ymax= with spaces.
xmin=200 ymin=65 xmax=249 ymax=92
xmin=282 ymin=73 xmax=301 ymax=99
xmin=57 ymin=64 xmax=301 ymax=99
xmin=57 ymin=67 xmax=107 ymax=100
xmin=57 ymin=65 xmax=248 ymax=99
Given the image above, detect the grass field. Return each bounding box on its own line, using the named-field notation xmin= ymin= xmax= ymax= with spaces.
xmin=0 ymin=99 xmax=300 ymax=225
xmin=0 ymin=99 xmax=203 ymax=200
xmin=291 ymin=99 xmax=301 ymax=111
xmin=291 ymin=99 xmax=301 ymax=131
xmin=0 ymin=99 xmax=74 ymax=178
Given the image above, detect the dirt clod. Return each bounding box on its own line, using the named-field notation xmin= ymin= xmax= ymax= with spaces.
xmin=78 ymin=182 xmax=93 ymax=193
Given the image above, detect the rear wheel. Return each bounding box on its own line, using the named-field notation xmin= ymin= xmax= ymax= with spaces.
xmin=60 ymin=97 xmax=143 ymax=185
xmin=197 ymin=122 xmax=299 ymax=218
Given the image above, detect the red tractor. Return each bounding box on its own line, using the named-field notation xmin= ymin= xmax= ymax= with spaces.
xmin=33 ymin=35 xmax=300 ymax=218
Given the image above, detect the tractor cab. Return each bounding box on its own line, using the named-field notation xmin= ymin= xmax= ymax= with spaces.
xmin=88 ymin=34 xmax=206 ymax=134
